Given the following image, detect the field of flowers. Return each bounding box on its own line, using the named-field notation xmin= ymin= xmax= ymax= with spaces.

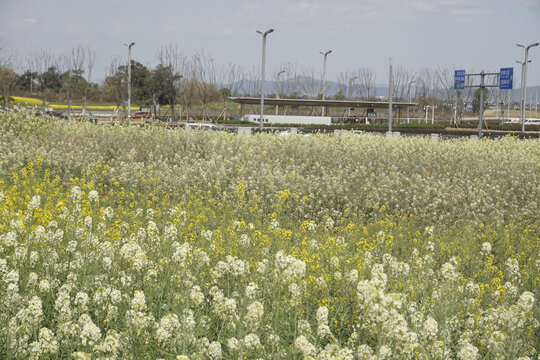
xmin=0 ymin=111 xmax=538 ymax=359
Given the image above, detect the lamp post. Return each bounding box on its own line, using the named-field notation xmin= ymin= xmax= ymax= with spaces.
xmin=347 ymin=76 xmax=357 ymax=118
xmin=517 ymin=42 xmax=539 ymax=132
xmin=388 ymin=57 xmax=393 ymax=133
xmin=276 ymin=70 xmax=285 ymax=115
xmin=257 ymin=28 xmax=274 ymax=129
xmin=124 ymin=42 xmax=135 ymax=119
xmin=320 ymin=50 xmax=332 ymax=116
xmin=516 ymin=59 xmax=532 ymax=128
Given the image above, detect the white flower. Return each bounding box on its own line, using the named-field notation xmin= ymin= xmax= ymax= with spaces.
xmin=207 ymin=341 xmax=222 ymax=359
xmin=295 ymin=335 xmax=316 ymax=357
xmin=156 ymin=313 xmax=180 ymax=344
xmin=357 ymin=344 xmax=374 ymax=360
xmin=39 ymin=279 xmax=51 ymax=293
xmin=3 ymin=269 xmax=19 ymax=284
xmin=28 ymin=295 xmax=43 ymax=324
xmin=298 ymin=319 xmax=312 ymax=335
xmin=244 ymin=301 xmax=264 ymax=329
xmin=239 ymin=233 xmax=250 ymax=246
xmin=131 ymin=290 xmax=147 ymax=311
xmin=88 ymin=190 xmax=99 ymax=202
xmin=103 ymin=206 xmax=114 ymax=220
xmin=227 ymin=337 xmax=239 ymax=351
xmin=71 ymin=186 xmax=82 ymax=202
xmin=243 ymin=333 xmax=261 ymax=351
xmin=202 ymin=229 xmax=213 ymax=242
xmin=506 ymin=258 xmax=520 ymax=281
xmin=2 ymin=231 xmax=17 ymax=247
xmin=347 ymin=269 xmax=358 ymax=284
xmin=379 ymin=345 xmax=392 ymax=360
xmin=245 ymin=282 xmax=259 ymax=299
xmin=38 ymin=327 xmax=58 ymax=355
xmin=517 ymin=291 xmax=535 ymax=312
xmin=440 ymin=262 xmax=459 ymax=282
xmin=457 ymin=342 xmax=478 ymax=360
xmin=120 ymin=242 xmax=147 ymax=270
xmin=27 ymin=272 xmax=38 ymax=286
xmin=71 ymin=352 xmax=91 ymax=359
xmin=96 ymin=329 xmax=122 ymax=354
xmin=79 ymin=314 xmax=101 ymax=346
xmin=316 ymin=306 xmax=329 ymax=325
xmin=423 ymin=316 xmax=438 ymax=338
xmin=75 ymin=292 xmax=89 ymax=310
xmin=190 ymin=286 xmax=205 ymax=306
xmin=54 ymin=290 xmax=71 ymax=321
xmin=481 ymin=242 xmax=492 ymax=256
xmin=27 ymin=195 xmax=41 ymax=210
xmin=317 ymin=324 xmax=333 ymax=338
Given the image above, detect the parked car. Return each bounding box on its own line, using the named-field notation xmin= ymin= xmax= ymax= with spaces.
xmin=129 ymin=111 xmax=153 ymax=120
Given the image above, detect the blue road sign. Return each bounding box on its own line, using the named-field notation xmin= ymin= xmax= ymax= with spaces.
xmin=500 ymin=68 xmax=513 ymax=90
xmin=454 ymin=70 xmax=465 ymax=90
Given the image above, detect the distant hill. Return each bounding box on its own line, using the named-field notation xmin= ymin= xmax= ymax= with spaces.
xmin=226 ymin=77 xmax=540 ymax=102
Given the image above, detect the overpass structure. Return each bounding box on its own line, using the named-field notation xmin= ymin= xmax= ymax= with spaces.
xmin=228 ymin=96 xmax=418 ymax=120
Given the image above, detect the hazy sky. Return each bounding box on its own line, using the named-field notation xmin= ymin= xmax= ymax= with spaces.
xmin=1 ymin=0 xmax=539 ymax=87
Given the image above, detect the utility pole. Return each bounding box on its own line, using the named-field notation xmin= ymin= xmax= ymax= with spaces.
xmin=347 ymin=76 xmax=357 ymax=118
xmin=406 ymin=80 xmax=416 ymax=124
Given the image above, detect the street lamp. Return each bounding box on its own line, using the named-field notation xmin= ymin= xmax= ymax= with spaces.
xmin=347 ymin=76 xmax=357 ymax=118
xmin=276 ymin=70 xmax=285 ymax=115
xmin=124 ymin=42 xmax=135 ymax=119
xmin=388 ymin=57 xmax=393 ymax=133
xmin=517 ymin=42 xmax=539 ymax=132
xmin=516 ymin=59 xmax=532 ymax=128
xmin=257 ymin=28 xmax=274 ymax=129
xmin=320 ymin=50 xmax=332 ymax=116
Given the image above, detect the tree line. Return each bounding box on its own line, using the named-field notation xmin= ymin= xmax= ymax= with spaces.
xmin=1 ymin=44 xmax=512 ymax=120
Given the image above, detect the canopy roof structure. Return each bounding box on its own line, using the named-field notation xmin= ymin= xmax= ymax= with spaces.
xmin=228 ymin=97 xmax=417 ymax=109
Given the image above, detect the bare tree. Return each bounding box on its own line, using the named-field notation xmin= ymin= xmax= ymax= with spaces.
xmin=353 ymin=67 xmax=377 ymax=100
xmin=82 ymin=46 xmax=96 ymax=113
xmin=241 ymin=65 xmax=261 ymax=97
xmin=190 ymin=51 xmax=221 ymax=121
xmin=0 ymin=44 xmax=18 ymax=106
xmin=416 ymin=67 xmax=437 ymax=101
xmin=61 ymin=45 xmax=87 ymax=119
xmin=392 ymin=66 xmax=415 ymax=100
xmin=277 ymin=62 xmax=301 ymax=97
xmin=30 ymin=49 xmax=57 ymax=106
xmin=299 ymin=66 xmax=320 ymax=99
xmin=155 ymin=45 xmax=186 ymax=119
xmin=218 ymin=63 xmax=245 ymax=97
xmin=103 ymin=56 xmax=125 ymax=114
xmin=336 ymin=71 xmax=350 ymax=98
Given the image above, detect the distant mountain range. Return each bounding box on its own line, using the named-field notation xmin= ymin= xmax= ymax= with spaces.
xmin=228 ymin=77 xmax=540 ymax=103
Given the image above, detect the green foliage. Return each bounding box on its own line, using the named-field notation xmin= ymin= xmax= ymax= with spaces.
xmin=472 ymin=88 xmax=489 ymax=114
